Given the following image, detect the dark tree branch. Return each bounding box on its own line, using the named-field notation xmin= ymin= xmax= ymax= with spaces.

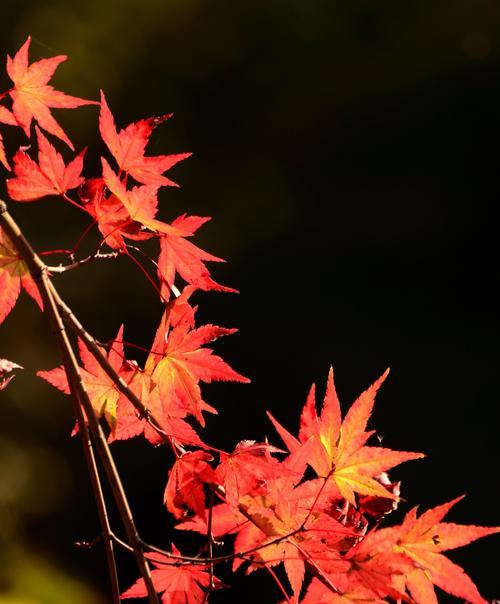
xmin=0 ymin=200 xmax=160 ymax=604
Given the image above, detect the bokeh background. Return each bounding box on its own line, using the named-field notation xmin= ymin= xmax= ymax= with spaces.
xmin=1 ymin=1 xmax=499 ymax=602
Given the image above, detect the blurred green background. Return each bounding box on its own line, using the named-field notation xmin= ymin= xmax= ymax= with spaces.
xmin=1 ymin=0 xmax=499 ymax=601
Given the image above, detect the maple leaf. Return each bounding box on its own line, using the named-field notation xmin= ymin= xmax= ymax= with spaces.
xmin=111 ymin=368 xmax=206 ymax=447
xmin=37 ymin=326 xmax=127 ymax=430
xmin=0 ymin=104 xmax=17 ymax=170
xmin=375 ymin=497 xmax=500 ymax=604
xmin=7 ymin=127 xmax=85 ymax=201
xmin=0 ymin=226 xmax=42 ymax=325
xmin=7 ymin=36 xmax=97 ymax=149
xmin=331 ymin=532 xmax=413 ymax=603
xmin=122 ymin=548 xmax=220 ymax=604
xmin=164 ymin=450 xmax=218 ymax=519
xmin=215 ymin=440 xmax=285 ymax=508
xmin=235 ymin=485 xmax=357 ymax=600
xmin=78 ymin=177 xmax=134 ymax=250
xmin=0 ymin=357 xmax=23 ymax=391
xmin=227 ymin=457 xmax=356 ymax=600
xmin=111 ymin=293 xmax=246 ymax=446
xmin=158 ymin=214 xmax=236 ymax=299
xmin=145 ymin=305 xmax=249 ymax=426
xmin=81 ymin=163 xmax=169 ymax=251
xmin=99 ymin=91 xmax=191 ymax=186
xmin=268 ymin=368 xmax=423 ymax=505
xmin=101 ymin=156 xmax=172 ymax=237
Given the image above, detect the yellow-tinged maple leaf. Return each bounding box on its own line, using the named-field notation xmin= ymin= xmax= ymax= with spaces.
xmin=145 ymin=307 xmax=249 ymax=426
xmin=0 ymin=226 xmax=42 ymax=325
xmin=268 ymin=368 xmax=424 ymax=504
xmin=37 ymin=326 xmax=127 ymax=430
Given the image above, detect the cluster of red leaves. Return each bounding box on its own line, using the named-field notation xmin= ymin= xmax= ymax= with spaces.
xmin=1 ymin=38 xmax=499 ymax=604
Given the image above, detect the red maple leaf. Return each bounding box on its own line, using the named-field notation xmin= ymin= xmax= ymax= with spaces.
xmin=99 ymin=91 xmax=191 ymax=186
xmin=164 ymin=450 xmax=218 ymax=519
xmin=7 ymin=127 xmax=85 ymax=201
xmin=215 ymin=440 xmax=285 ymax=508
xmin=268 ymin=368 xmax=423 ymax=504
xmin=158 ymin=214 xmax=236 ymax=299
xmin=78 ymin=177 xmax=143 ymax=250
xmin=101 ymin=156 xmax=162 ymax=230
xmin=122 ymin=548 xmax=221 ymax=604
xmin=83 ymin=162 xmax=192 ymax=254
xmin=0 ymin=226 xmax=42 ymax=325
xmin=6 ymin=36 xmax=97 ymax=149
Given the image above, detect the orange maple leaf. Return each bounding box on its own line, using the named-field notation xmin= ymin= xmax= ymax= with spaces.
xmin=158 ymin=214 xmax=237 ymax=299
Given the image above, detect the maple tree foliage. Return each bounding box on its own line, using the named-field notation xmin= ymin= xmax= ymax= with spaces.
xmin=0 ymin=37 xmax=499 ymax=604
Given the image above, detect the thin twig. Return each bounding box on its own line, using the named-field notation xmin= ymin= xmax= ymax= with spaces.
xmin=1 ymin=203 xmax=122 ymax=601
xmin=47 ymin=251 xmax=120 ymax=273
xmin=291 ymin=540 xmax=341 ymax=595
xmin=299 ymin=468 xmax=334 ymax=530
xmin=71 ymin=218 xmax=97 ymax=256
xmin=264 ymin=564 xmax=292 ymax=604
xmin=124 ymin=247 xmax=168 ymax=302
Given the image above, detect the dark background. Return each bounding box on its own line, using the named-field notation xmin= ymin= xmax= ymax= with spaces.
xmin=0 ymin=1 xmax=499 ymax=602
